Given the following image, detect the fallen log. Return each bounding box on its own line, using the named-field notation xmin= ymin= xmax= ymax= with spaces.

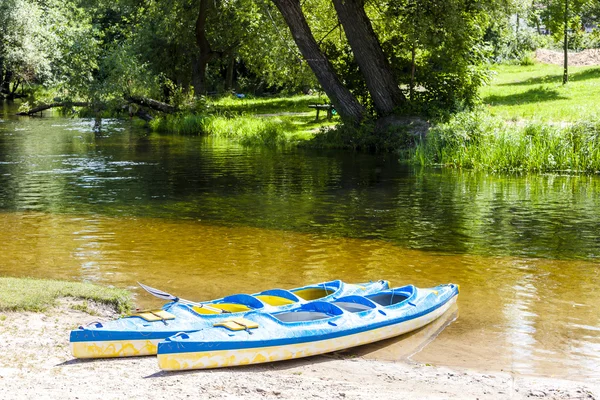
xmin=126 ymin=96 xmax=175 ymax=113
xmin=16 ymin=102 xmax=90 ymax=116
xmin=134 ymin=108 xmax=154 ymax=122
xmin=16 ymin=96 xmax=173 ymax=121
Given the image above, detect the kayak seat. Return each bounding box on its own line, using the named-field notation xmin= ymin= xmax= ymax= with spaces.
xmin=292 ymin=286 xmax=338 ymax=300
xmin=333 ymin=295 xmax=377 ymax=313
xmin=367 ymin=285 xmax=414 ymax=306
xmin=192 ymin=293 xmax=265 ymax=315
xmin=255 ymin=289 xmax=301 ymax=306
xmin=254 ymin=295 xmax=296 ymax=306
xmin=273 ymin=301 xmax=344 ymax=323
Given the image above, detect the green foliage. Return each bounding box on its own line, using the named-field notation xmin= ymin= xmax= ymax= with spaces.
xmin=306 ymin=120 xmax=417 ymax=152
xmin=0 ymin=0 xmax=99 ymax=98
xmin=0 ymin=277 xmax=132 ymax=313
xmin=411 ymin=110 xmax=600 ymax=173
xmin=377 ymin=0 xmax=495 ymax=112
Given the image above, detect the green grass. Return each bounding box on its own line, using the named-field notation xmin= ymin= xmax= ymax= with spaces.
xmin=411 ymin=110 xmax=600 ymax=173
xmin=150 ymin=94 xmax=338 ymax=145
xmin=481 ymin=63 xmax=600 ymax=122
xmin=0 ymin=277 xmax=133 ymax=313
xmin=407 ymin=62 xmax=600 ymax=173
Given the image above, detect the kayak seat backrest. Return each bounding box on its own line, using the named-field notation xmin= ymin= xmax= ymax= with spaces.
xmin=272 ymin=301 xmax=344 ymax=323
xmin=254 ymin=295 xmax=296 ymax=306
xmin=221 ymin=294 xmax=265 ymax=310
xmin=292 ymin=286 xmax=338 ymax=300
xmin=255 ymin=289 xmax=301 ymax=306
xmin=333 ymin=296 xmax=377 ymax=313
xmin=367 ymin=285 xmax=415 ymax=307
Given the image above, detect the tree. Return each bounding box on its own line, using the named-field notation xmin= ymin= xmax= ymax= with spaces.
xmin=331 ymin=0 xmax=406 ymax=116
xmin=540 ymin=0 xmax=594 ymax=84
xmin=271 ymin=0 xmax=365 ymax=123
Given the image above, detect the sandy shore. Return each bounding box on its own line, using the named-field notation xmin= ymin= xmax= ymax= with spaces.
xmin=0 ymin=300 xmax=597 ymax=400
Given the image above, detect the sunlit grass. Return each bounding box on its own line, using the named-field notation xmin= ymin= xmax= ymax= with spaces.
xmin=410 ymin=110 xmax=600 ymax=173
xmin=0 ymin=277 xmax=132 ymax=313
xmin=481 ymin=63 xmax=600 ymax=122
xmin=151 ymin=93 xmax=337 ymax=145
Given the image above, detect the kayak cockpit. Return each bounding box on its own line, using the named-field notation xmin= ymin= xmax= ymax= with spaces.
xmin=332 ymin=295 xmax=378 ymax=313
xmin=192 ymin=293 xmax=265 ymax=315
xmin=366 ymin=285 xmax=415 ymax=306
xmin=254 ymin=289 xmax=301 ymax=306
xmin=290 ymin=280 xmax=341 ymax=300
xmin=272 ymin=301 xmax=344 ymax=322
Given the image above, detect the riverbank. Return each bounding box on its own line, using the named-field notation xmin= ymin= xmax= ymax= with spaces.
xmin=0 ymin=299 xmax=597 ymax=399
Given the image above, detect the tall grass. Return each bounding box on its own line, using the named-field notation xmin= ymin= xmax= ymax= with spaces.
xmin=150 ymin=114 xmax=292 ymax=147
xmin=411 ymin=111 xmax=600 ymax=173
xmin=203 ymin=116 xmax=289 ymax=147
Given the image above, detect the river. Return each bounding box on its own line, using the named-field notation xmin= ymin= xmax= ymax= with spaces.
xmin=1 ymin=103 xmax=599 ymax=381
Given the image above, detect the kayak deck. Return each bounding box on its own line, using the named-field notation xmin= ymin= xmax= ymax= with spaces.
xmin=157 ymin=284 xmax=459 ymax=370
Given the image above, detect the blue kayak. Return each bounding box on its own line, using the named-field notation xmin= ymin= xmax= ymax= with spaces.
xmin=157 ymin=283 xmax=459 ymax=370
xmin=70 ymin=279 xmax=389 ymax=358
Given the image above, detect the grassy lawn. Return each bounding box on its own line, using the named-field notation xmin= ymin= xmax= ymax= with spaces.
xmin=481 ymin=63 xmax=600 ymax=122
xmin=0 ymin=277 xmax=132 ymax=313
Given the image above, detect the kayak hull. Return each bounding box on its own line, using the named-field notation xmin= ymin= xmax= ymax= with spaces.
xmin=71 ymin=338 xmax=160 ymax=358
xmin=157 ymin=284 xmax=459 ymax=371
xmin=70 ymin=279 xmax=389 ymax=358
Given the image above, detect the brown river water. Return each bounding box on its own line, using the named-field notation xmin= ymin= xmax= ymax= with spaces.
xmin=1 ymin=105 xmax=599 ymax=381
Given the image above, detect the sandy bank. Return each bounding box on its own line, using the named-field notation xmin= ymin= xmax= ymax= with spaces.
xmin=0 ymin=301 xmax=597 ymax=400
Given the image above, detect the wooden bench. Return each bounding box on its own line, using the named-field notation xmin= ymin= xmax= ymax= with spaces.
xmin=308 ymin=104 xmax=335 ymax=121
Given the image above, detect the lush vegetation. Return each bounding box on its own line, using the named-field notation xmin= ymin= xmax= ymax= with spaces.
xmin=1 ymin=0 xmax=600 ymax=170
xmin=412 ymin=111 xmax=600 ymax=173
xmin=0 ymin=277 xmax=132 ymax=313
xmin=408 ymin=63 xmax=600 ymax=173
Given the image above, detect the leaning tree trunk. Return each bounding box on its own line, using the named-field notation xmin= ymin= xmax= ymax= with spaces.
xmin=192 ymin=0 xmax=218 ymax=95
xmin=332 ymin=0 xmax=405 ymax=116
xmin=272 ymin=0 xmax=365 ymax=124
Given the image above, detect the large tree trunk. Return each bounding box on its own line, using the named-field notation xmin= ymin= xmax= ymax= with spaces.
xmin=2 ymin=69 xmax=12 ymax=94
xmin=272 ymin=0 xmax=365 ymax=124
xmin=332 ymin=0 xmax=405 ymax=116
xmin=192 ymin=0 xmax=218 ymax=95
xmin=225 ymin=50 xmax=235 ymax=91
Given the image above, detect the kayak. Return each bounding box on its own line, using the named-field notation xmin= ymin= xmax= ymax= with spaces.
xmin=157 ymin=283 xmax=459 ymax=371
xmin=70 ymin=279 xmax=389 ymax=358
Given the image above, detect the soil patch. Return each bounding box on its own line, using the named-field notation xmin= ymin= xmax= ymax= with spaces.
xmin=536 ymin=49 xmax=600 ymax=66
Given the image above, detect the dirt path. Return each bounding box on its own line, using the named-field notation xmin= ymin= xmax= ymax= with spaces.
xmin=536 ymin=49 xmax=600 ymax=66
xmin=0 ymin=301 xmax=597 ymax=400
